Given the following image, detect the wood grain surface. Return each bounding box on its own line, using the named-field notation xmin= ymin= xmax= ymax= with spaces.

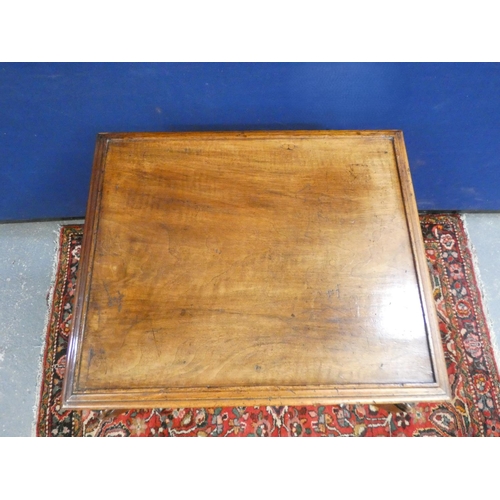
xmin=62 ymin=131 xmax=450 ymax=408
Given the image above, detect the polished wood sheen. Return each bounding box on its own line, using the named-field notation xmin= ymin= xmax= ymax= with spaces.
xmin=62 ymin=131 xmax=450 ymax=409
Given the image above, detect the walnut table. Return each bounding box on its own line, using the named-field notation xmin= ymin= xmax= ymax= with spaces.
xmin=62 ymin=131 xmax=450 ymax=409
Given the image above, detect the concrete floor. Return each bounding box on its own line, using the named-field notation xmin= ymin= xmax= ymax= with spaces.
xmin=0 ymin=220 xmax=83 ymax=436
xmin=1 ymin=214 xmax=499 ymax=436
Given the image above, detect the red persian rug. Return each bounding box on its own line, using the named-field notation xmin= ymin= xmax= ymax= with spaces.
xmin=36 ymin=214 xmax=500 ymax=436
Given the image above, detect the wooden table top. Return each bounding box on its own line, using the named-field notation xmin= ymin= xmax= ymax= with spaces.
xmin=62 ymin=130 xmax=450 ymax=409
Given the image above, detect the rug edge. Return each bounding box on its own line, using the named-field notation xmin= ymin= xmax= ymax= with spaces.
xmin=460 ymin=214 xmax=500 ymax=372
xmin=455 ymin=214 xmax=500 ymax=390
xmin=35 ymin=225 xmax=83 ymax=437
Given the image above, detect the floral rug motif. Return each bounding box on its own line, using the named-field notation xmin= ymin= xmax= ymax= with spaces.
xmin=36 ymin=215 xmax=500 ymax=436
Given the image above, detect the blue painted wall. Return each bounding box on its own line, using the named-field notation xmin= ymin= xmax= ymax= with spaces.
xmin=1 ymin=63 xmax=499 ymax=221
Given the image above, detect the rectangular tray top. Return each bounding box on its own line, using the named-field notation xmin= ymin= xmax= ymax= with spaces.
xmin=62 ymin=130 xmax=450 ymax=408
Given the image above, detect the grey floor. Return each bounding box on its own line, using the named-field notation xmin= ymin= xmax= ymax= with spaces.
xmin=1 ymin=214 xmax=500 ymax=436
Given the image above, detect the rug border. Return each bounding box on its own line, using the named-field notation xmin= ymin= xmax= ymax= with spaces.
xmin=453 ymin=215 xmax=500 ymax=410
xmin=36 ymin=225 xmax=83 ymax=437
xmin=35 ymin=215 xmax=500 ymax=436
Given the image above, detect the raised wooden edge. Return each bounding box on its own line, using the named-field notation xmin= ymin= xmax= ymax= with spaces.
xmin=84 ymin=130 xmax=401 ymax=145
xmin=392 ymin=131 xmax=451 ymax=401
xmin=61 ymin=130 xmax=451 ymax=409
xmin=62 ymin=134 xmax=109 ymax=408
xmin=63 ymin=384 xmax=450 ymax=409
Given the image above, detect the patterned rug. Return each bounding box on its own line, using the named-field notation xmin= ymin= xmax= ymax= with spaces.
xmin=36 ymin=214 xmax=500 ymax=436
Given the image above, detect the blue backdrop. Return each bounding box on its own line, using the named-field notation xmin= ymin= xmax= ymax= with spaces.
xmin=1 ymin=63 xmax=499 ymax=221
